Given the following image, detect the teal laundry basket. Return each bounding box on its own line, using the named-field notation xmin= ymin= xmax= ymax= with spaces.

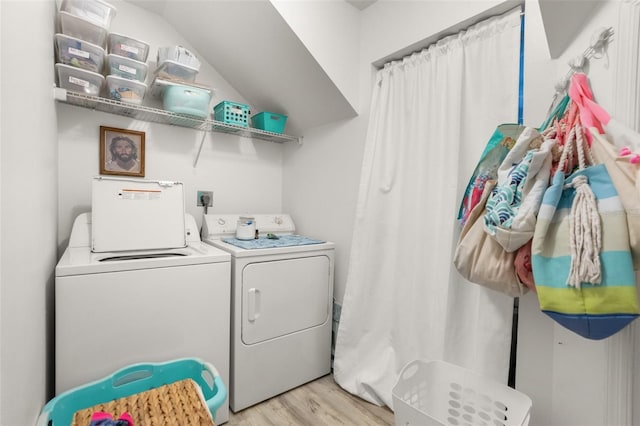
xmin=36 ymin=358 xmax=226 ymax=426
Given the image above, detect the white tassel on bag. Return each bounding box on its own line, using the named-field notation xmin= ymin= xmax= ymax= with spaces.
xmin=566 ymin=126 xmax=602 ymax=288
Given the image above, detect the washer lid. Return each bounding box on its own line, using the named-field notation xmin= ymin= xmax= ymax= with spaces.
xmin=92 ymin=176 xmax=186 ymax=252
xmin=55 ymin=242 xmax=230 ymax=276
xmin=57 ymin=211 xmax=230 ymax=276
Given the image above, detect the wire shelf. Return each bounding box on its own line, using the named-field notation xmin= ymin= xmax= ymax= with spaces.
xmin=54 ymin=88 xmax=300 ymax=144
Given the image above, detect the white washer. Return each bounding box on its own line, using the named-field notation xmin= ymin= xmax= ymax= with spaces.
xmin=202 ymin=214 xmax=335 ymax=412
xmin=55 ymin=178 xmax=232 ymax=424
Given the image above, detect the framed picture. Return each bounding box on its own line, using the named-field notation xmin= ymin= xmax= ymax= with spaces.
xmin=99 ymin=126 xmax=145 ymax=177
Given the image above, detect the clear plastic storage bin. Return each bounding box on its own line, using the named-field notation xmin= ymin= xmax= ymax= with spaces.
xmin=106 ymin=74 xmax=146 ymax=104
xmin=154 ymin=59 xmax=199 ymax=83
xmin=59 ymin=10 xmax=108 ymax=47
xmin=55 ymin=33 xmax=105 ymax=73
xmin=392 ymin=360 xmax=532 ymax=426
xmin=56 ymin=63 xmax=104 ymax=96
xmin=108 ymin=33 xmax=149 ymax=62
xmin=106 ymin=54 xmax=148 ymax=82
xmin=60 ymin=0 xmax=117 ymax=28
xmin=157 ymin=46 xmax=201 ymax=70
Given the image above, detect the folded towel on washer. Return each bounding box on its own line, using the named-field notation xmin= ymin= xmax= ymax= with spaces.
xmin=223 ymin=235 xmax=325 ymax=249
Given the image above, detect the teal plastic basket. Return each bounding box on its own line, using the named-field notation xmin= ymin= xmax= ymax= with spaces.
xmin=213 ymin=100 xmax=250 ymax=127
xmin=251 ymin=111 xmax=288 ymax=134
xmin=36 ymin=358 xmax=227 ymax=426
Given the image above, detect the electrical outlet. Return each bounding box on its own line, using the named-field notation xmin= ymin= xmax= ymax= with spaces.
xmin=197 ymin=191 xmax=213 ymax=207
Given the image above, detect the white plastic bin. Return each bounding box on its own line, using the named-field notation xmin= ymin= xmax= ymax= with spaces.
xmin=108 ymin=33 xmax=149 ymax=62
xmin=107 ymin=54 xmax=148 ymax=82
xmin=154 ymin=59 xmax=199 ymax=83
xmin=60 ymin=0 xmax=117 ymax=28
xmin=392 ymin=360 xmax=532 ymax=426
xmin=157 ymin=46 xmax=201 ymax=70
xmin=55 ymin=33 xmax=105 ymax=73
xmin=59 ymin=10 xmax=108 ymax=47
xmin=56 ymin=63 xmax=104 ymax=96
xmin=106 ymin=75 xmax=146 ymax=105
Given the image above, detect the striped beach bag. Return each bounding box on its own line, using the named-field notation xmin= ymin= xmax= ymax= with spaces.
xmin=531 ymin=123 xmax=639 ymax=340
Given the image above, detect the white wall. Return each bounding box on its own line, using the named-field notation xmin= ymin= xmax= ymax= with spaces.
xmin=271 ymin=0 xmax=361 ymax=114
xmin=518 ymin=2 xmax=626 ymax=425
xmin=284 ymin=0 xmax=629 ymax=425
xmin=0 ymin=1 xmax=58 ymax=424
xmin=57 ymin=0 xmax=286 ymax=249
xmin=0 ymin=1 xmax=631 ymax=424
xmin=283 ymin=0 xmax=506 ymax=303
xmin=1 ymin=0 xmax=3 ymax=414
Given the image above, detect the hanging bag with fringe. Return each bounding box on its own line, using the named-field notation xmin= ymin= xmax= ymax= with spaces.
xmin=531 ymin=120 xmax=639 ymax=340
xmin=569 ymin=72 xmax=640 ymax=269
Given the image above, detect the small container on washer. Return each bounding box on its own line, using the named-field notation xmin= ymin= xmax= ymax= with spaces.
xmin=236 ymin=217 xmax=256 ymax=240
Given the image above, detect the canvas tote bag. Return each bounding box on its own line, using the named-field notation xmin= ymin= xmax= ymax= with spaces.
xmin=454 ymin=180 xmax=528 ymax=297
xmin=569 ymin=72 xmax=640 ymax=269
xmin=531 ymin=123 xmax=639 ymax=340
xmin=589 ymin=129 xmax=640 ymax=269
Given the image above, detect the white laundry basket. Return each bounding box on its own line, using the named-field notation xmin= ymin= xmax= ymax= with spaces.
xmin=392 ymin=360 xmax=532 ymax=426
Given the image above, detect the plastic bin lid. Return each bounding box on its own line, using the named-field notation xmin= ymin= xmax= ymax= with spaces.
xmin=106 ymin=74 xmax=148 ymax=88
xmin=56 ymin=62 xmax=105 ymax=80
xmin=107 ymin=53 xmax=147 ymax=68
xmin=62 ymin=0 xmax=118 ymax=14
xmin=55 ymin=32 xmax=105 ymax=52
xmin=59 ymin=10 xmax=109 ymax=31
xmin=155 ymin=59 xmax=200 ymax=73
xmin=109 ymin=32 xmax=150 ymax=47
xmin=59 ymin=10 xmax=109 ymax=48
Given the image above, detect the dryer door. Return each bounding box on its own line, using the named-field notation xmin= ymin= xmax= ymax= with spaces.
xmin=241 ymin=255 xmax=331 ymax=345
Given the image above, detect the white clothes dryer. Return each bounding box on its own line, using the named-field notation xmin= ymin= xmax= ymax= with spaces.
xmin=201 ymin=214 xmax=335 ymax=412
xmin=55 ymin=178 xmax=232 ymax=424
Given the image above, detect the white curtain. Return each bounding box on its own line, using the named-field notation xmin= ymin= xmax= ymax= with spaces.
xmin=333 ymin=8 xmax=523 ymax=408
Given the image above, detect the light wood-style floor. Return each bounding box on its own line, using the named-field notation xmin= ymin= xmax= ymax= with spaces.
xmin=226 ymin=374 xmax=395 ymax=425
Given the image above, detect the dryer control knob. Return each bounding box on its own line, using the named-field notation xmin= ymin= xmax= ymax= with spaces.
xmin=218 ymin=218 xmax=226 ymax=225
xmin=274 ymin=216 xmax=283 ymax=225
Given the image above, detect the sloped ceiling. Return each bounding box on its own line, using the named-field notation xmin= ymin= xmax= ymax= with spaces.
xmin=128 ymin=0 xmax=358 ymax=136
xmin=538 ymin=0 xmax=603 ymax=58
xmin=345 ymin=0 xmax=377 ymax=10
xmin=125 ymin=0 xmax=602 ymax=134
